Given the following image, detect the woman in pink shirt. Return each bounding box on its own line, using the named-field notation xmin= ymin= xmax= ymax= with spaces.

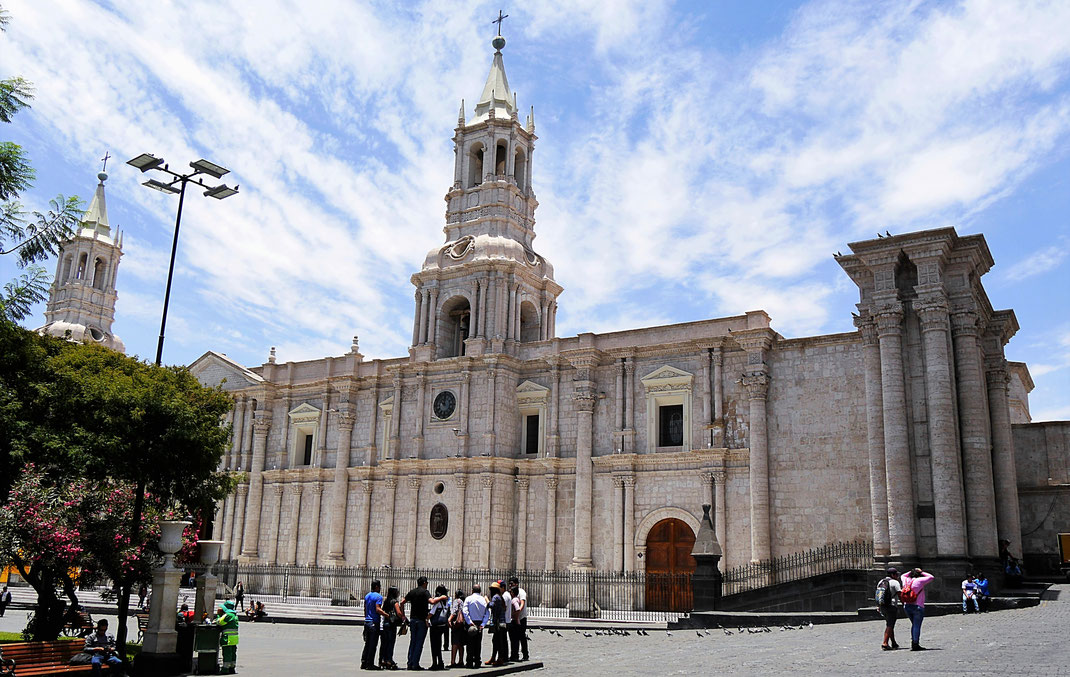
xmin=900 ymin=568 xmax=935 ymax=651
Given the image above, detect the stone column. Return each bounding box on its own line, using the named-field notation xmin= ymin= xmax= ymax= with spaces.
xmin=307 ymin=483 xmax=324 ymax=566
xmin=453 ymin=476 xmax=468 ymax=568
xmin=481 ymin=475 xmax=493 ymax=569
xmin=951 ymin=309 xmax=998 ymax=557
xmin=220 ymin=494 xmax=233 ymax=552
xmin=615 ymin=360 xmax=625 ymax=435
xmin=544 ymin=476 xmax=558 ymax=569
xmin=471 ymin=281 xmax=481 ymax=337
xmin=484 ymin=364 xmax=497 ymax=456
xmin=623 ymin=476 xmax=636 ymax=572
xmin=413 ymin=371 xmax=426 ymax=459
xmin=418 ymin=289 xmax=430 ymax=344
xmin=461 ymin=369 xmax=472 ymax=457
xmin=241 ymin=398 xmax=255 ymax=468
xmin=549 ymin=360 xmax=561 ymax=457
xmin=429 ymin=288 xmax=439 ymax=345
xmin=987 ymin=358 xmax=1023 ymax=557
xmin=713 ymin=470 xmax=727 ymax=571
xmin=412 ymin=290 xmax=423 ymax=346
xmin=328 ymin=410 xmax=356 ymax=561
xmin=390 ymin=374 xmax=403 ymax=460
xmin=875 ymin=304 xmax=917 ymax=560
xmin=268 ymin=485 xmax=284 ymax=564
xmin=624 ymin=358 xmax=635 ymax=452
xmin=366 ymin=382 xmax=380 ymax=466
xmin=572 ymin=387 xmax=596 ymax=568
xmin=240 ymin=414 xmax=272 ymax=560
xmin=316 ymin=389 xmax=331 ymax=466
xmin=612 ymin=476 xmax=624 ymax=571
xmin=406 ymin=477 xmax=421 ymax=567
xmin=916 ymin=298 xmax=967 ymax=557
xmin=357 ymin=482 xmax=373 ymax=567
xmin=382 ymin=477 xmax=397 ymax=566
xmin=231 ymin=396 xmax=246 ymax=470
xmin=856 ymin=316 xmax=891 ymax=558
xmin=229 ymin=485 xmax=247 ymax=561
xmin=478 ymin=279 xmax=488 ymax=338
xmin=700 ymin=351 xmax=712 ymax=447
xmin=712 ymin=348 xmax=724 ymax=421
xmin=515 ymin=478 xmax=530 ymax=569
xmin=742 ymin=372 xmax=771 ymax=562
xmin=284 ymin=484 xmax=304 ymax=565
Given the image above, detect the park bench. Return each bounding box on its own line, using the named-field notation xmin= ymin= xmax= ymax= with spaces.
xmin=60 ymin=612 xmax=93 ymax=639
xmin=135 ymin=615 xmax=148 ymax=644
xmin=0 ymin=640 xmax=114 ymax=675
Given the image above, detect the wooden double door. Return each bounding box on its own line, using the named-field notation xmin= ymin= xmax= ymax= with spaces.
xmin=644 ymin=518 xmax=696 ymax=612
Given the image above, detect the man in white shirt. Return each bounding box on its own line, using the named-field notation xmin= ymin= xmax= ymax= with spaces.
xmin=508 ymin=577 xmax=529 ymax=661
xmin=462 ymin=584 xmax=488 ymax=669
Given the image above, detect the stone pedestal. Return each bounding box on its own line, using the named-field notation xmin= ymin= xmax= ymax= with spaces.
xmin=691 ymin=505 xmax=723 ymax=611
xmin=194 ymin=540 xmax=223 ymax=622
xmin=135 ymin=520 xmax=191 ymax=676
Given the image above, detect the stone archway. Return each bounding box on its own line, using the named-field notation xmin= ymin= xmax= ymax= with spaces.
xmin=644 ymin=517 xmax=697 ymax=612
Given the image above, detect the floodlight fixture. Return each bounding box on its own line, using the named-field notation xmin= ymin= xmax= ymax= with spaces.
xmin=203 ymin=184 xmax=239 ymax=200
xmin=190 ymin=158 xmax=230 ymax=179
xmin=143 ymin=179 xmax=181 ymax=194
xmin=127 ymin=153 xmax=164 ymax=172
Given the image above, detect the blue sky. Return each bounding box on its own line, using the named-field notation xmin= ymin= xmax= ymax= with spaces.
xmin=1 ymin=0 xmax=1069 ymax=420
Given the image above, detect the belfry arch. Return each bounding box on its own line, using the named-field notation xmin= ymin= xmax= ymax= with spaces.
xmin=437 ymin=294 xmax=472 ymax=358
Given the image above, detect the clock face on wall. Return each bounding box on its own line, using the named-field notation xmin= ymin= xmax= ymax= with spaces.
xmin=433 ymin=391 xmax=456 ymax=420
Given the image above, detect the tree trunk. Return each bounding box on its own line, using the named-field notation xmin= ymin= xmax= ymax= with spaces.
xmin=15 ymin=557 xmax=67 ymax=641
xmin=115 ymin=478 xmax=145 ymax=668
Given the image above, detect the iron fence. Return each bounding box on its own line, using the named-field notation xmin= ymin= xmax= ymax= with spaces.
xmin=722 ymin=540 xmax=874 ymax=597
xmin=196 ymin=563 xmax=686 ymax=621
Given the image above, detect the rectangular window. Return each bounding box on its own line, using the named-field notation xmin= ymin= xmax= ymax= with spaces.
xmin=302 ymin=434 xmax=314 ymax=466
xmin=525 ymin=414 xmax=540 ymax=455
xmin=658 ymin=404 xmax=684 ymax=447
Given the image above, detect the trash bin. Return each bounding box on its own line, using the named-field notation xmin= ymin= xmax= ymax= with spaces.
xmin=176 ymin=623 xmax=196 ymax=672
xmin=193 ymin=624 xmax=222 ymax=674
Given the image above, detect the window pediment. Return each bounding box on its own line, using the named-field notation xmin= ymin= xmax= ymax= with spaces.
xmin=516 ymin=380 xmax=550 ymax=405
xmin=641 ymin=365 xmax=693 ymax=392
xmin=288 ymin=402 xmax=321 ymax=426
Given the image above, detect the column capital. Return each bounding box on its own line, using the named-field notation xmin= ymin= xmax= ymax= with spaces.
xmin=853 ymin=314 xmax=879 ymax=346
xmin=362 ymin=481 xmax=374 ymax=495
xmin=950 ymin=308 xmax=981 ymax=337
xmin=337 ymin=411 xmax=357 ymax=432
xmin=385 ymin=477 xmax=398 ymax=489
xmin=712 ymin=469 xmax=727 ymax=485
xmin=985 ymin=359 xmax=1010 ymax=388
xmin=545 ymin=476 xmax=558 ymax=490
xmin=455 ymin=475 xmax=468 ymax=488
xmin=516 ymin=477 xmax=530 ymax=490
xmin=621 ymin=475 xmax=635 ymax=488
xmin=310 ymin=482 xmax=323 ymax=496
xmin=873 ymin=302 xmax=904 ymax=336
xmin=572 ymin=391 xmax=596 ymax=412
xmin=409 ymin=476 xmax=421 ymax=489
xmin=252 ymin=414 xmax=273 ymax=437
xmin=272 ymin=484 xmax=284 ymax=497
xmin=235 ymin=484 xmax=249 ymax=497
xmin=915 ymin=297 xmax=950 ymax=332
xmin=612 ymin=476 xmax=624 ymax=488
xmin=742 ymin=372 xmax=771 ymax=400
xmin=623 ymin=358 xmax=635 ymax=375
xmin=700 ymin=472 xmax=714 ymax=487
xmin=481 ymin=475 xmax=494 ymax=488
xmin=291 ymin=483 xmax=304 ymax=497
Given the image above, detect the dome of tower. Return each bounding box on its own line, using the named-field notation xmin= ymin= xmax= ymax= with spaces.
xmin=421 ymin=234 xmax=554 ymax=280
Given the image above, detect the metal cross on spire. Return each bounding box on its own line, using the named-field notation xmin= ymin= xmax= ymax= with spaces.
xmin=492 ymin=9 xmax=508 ymax=36
xmin=100 ymin=151 xmax=111 ymax=173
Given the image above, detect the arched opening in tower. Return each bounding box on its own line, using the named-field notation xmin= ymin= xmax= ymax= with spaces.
xmin=437 ymin=295 xmax=472 ymax=358
xmin=495 ymin=141 xmax=508 ymax=176
xmin=468 ymin=143 xmax=484 ymax=188
xmin=514 ymin=148 xmax=527 ymax=189
xmin=92 ymin=257 xmax=107 ymax=290
xmin=519 ymin=300 xmax=540 ymax=343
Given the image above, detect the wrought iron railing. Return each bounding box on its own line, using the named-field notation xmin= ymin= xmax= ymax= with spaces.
xmin=192 ymin=563 xmax=687 ymax=621
xmin=722 ymin=540 xmax=874 ymax=597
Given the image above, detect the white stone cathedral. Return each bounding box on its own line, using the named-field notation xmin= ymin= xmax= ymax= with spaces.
xmin=192 ymin=34 xmax=1067 ymax=584
xmin=38 ymin=170 xmax=125 ymax=353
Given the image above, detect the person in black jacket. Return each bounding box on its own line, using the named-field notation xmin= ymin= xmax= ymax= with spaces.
xmin=486 ymin=581 xmax=508 ymax=667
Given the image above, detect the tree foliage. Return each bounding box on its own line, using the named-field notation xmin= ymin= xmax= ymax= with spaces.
xmin=0 ymin=324 xmax=235 ymax=640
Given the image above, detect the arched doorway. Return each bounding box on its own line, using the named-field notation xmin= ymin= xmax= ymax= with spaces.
xmin=644 ymin=518 xmax=696 ymax=612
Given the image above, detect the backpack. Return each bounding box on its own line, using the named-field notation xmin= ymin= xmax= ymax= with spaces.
xmin=431 ymin=601 xmax=449 ymax=626
xmin=900 ymin=580 xmax=919 ymax=604
xmin=875 ymin=577 xmax=891 ymax=607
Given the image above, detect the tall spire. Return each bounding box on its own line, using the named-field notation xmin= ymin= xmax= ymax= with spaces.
xmin=81 ymin=171 xmax=110 ymax=235
xmin=473 ymin=34 xmax=516 ymax=122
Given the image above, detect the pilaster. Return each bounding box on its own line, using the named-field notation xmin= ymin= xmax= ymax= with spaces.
xmin=856 ymin=315 xmax=890 ymax=558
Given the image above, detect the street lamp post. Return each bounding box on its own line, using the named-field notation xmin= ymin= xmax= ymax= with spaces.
xmin=126 ymin=153 xmax=238 ymax=366
xmin=122 ymin=154 xmax=237 ymax=675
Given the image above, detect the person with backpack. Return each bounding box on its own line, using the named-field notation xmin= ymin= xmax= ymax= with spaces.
xmin=876 ymin=567 xmax=903 ymax=650
xmin=428 ymin=584 xmax=451 ymax=670
xmin=900 ymin=568 xmax=935 ymax=651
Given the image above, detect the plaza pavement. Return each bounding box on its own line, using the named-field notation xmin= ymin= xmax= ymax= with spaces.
xmin=1 ymin=585 xmax=1067 ymax=675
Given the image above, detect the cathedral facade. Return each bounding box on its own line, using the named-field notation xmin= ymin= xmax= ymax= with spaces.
xmin=192 ymin=36 xmax=1059 ymax=582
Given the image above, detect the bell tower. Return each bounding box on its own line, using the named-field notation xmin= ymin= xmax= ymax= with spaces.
xmin=37 ymin=169 xmax=125 ymax=353
xmin=411 ymin=31 xmax=561 ymax=361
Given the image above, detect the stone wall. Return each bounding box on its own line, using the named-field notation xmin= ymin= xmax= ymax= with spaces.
xmin=1013 ymin=421 xmax=1070 ymax=571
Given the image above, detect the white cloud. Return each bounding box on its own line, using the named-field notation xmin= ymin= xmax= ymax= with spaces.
xmin=1003 ymin=237 xmax=1070 ymax=281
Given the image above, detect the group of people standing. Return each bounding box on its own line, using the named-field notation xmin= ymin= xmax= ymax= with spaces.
xmin=876 ymin=567 xmax=934 ymax=651
xmin=361 ymin=576 xmax=529 ymax=671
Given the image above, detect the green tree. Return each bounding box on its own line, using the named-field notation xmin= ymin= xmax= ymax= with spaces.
xmin=0 ymin=5 xmax=83 ymax=322
xmin=0 ymin=324 xmax=234 ymax=646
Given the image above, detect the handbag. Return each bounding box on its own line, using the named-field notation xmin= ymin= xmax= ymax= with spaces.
xmin=431 ymin=603 xmax=449 ymax=626
xmin=398 ymin=622 xmax=409 ymax=636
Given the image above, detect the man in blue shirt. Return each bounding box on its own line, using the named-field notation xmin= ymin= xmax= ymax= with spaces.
xmin=362 ymin=580 xmax=386 ymax=670
xmin=462 ymin=584 xmax=489 ymax=669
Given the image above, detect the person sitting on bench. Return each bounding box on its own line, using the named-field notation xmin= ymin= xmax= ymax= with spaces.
xmin=83 ymin=619 xmax=122 ymax=674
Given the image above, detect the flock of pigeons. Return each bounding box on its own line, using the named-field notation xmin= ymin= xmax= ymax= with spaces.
xmin=534 ymin=621 xmax=814 ymax=639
